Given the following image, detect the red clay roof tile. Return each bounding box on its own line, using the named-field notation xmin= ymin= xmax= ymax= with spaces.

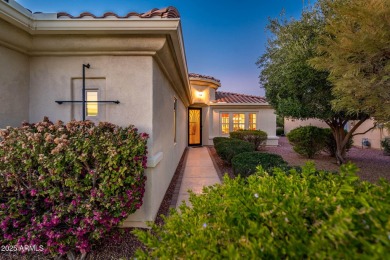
xmin=188 ymin=73 xmax=221 ymax=83
xmin=214 ymin=91 xmax=267 ymax=104
xmin=57 ymin=6 xmax=180 ymax=19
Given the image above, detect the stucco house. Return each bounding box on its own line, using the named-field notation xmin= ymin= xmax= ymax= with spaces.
xmin=0 ymin=0 xmax=277 ymax=227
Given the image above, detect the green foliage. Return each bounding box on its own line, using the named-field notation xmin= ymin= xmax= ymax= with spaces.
xmin=212 ymin=137 xmax=230 ymax=146
xmin=276 ymin=115 xmax=284 ymax=127
xmin=231 ymin=152 xmax=287 ymax=177
xmin=311 ymin=0 xmax=390 ymax=122
xmin=229 ymin=130 xmax=267 ymax=150
xmin=381 ymin=137 xmax=390 ymax=155
xmin=214 ymin=139 xmax=255 ymax=164
xmin=287 ymin=126 xmax=327 ymax=158
xmin=257 ymin=3 xmax=371 ymax=164
xmin=322 ymin=128 xmax=353 ymax=157
xmin=276 ymin=127 xmax=284 ymax=136
xmin=0 ymin=118 xmax=148 ymax=257
xmin=134 ymin=163 xmax=390 ymax=259
xmin=257 ymin=9 xmax=333 ymax=120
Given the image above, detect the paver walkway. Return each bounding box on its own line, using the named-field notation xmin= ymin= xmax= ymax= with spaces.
xmin=176 ymin=147 xmax=221 ymax=207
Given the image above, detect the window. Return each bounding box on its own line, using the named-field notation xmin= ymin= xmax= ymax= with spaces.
xmin=233 ymin=114 xmax=245 ymax=131
xmin=174 ymin=98 xmax=177 ymax=143
xmin=249 ymin=113 xmax=256 ymax=130
xmin=221 ymin=113 xmax=230 ymax=134
xmin=86 ymin=90 xmax=98 ymax=117
xmin=219 ymin=112 xmax=259 ymax=135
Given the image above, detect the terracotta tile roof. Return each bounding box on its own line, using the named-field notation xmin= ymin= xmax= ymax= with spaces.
xmin=57 ymin=6 xmax=180 ymax=19
xmin=214 ymin=91 xmax=267 ymax=104
xmin=189 ymin=73 xmax=220 ymax=83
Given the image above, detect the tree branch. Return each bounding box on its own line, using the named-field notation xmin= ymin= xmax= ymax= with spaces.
xmin=352 ymin=125 xmax=377 ymax=137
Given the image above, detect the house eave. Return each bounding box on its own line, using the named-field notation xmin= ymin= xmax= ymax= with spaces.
xmin=0 ymin=0 xmax=192 ymax=106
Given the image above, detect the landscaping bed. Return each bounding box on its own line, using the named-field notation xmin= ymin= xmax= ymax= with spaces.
xmin=264 ymin=137 xmax=390 ymax=183
xmin=0 ymin=146 xmax=188 ymax=260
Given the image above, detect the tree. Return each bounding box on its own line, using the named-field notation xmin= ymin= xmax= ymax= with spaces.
xmin=257 ymin=7 xmax=371 ymax=164
xmin=310 ymin=0 xmax=390 ymax=123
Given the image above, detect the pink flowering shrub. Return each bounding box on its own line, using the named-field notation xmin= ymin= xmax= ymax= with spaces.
xmin=0 ymin=117 xmax=148 ymax=257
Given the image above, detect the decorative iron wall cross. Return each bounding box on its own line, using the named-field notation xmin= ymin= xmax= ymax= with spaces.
xmin=55 ymin=64 xmax=120 ymax=120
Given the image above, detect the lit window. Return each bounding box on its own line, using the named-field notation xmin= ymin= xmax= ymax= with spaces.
xmin=221 ymin=113 xmax=230 ymax=134
xmin=233 ymin=114 xmax=245 ymax=131
xmin=249 ymin=113 xmax=257 ymax=130
xmin=86 ymin=90 xmax=98 ymax=117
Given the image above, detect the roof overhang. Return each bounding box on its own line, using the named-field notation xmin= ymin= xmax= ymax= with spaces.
xmin=0 ymin=0 xmax=192 ymax=106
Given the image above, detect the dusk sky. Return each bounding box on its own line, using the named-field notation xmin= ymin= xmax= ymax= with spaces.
xmin=17 ymin=0 xmax=310 ymax=96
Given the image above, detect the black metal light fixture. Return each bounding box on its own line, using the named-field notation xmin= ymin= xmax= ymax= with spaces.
xmin=55 ymin=63 xmax=120 ymax=121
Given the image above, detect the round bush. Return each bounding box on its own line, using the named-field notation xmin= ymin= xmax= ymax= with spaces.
xmin=214 ymin=139 xmax=255 ymax=164
xmin=0 ymin=118 xmax=148 ymax=257
xmin=135 ymin=163 xmax=390 ymax=259
xmin=212 ymin=137 xmax=230 ymax=146
xmin=287 ymin=126 xmax=326 ymax=158
xmin=381 ymin=137 xmax=390 ymax=155
xmin=229 ymin=130 xmax=267 ymax=150
xmin=232 ymin=152 xmax=288 ymax=177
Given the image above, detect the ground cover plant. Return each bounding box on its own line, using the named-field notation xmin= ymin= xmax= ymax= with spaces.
xmin=135 ymin=163 xmax=390 ymax=259
xmin=231 ymin=152 xmax=287 ymax=177
xmin=230 ymin=130 xmax=267 ymax=150
xmin=287 ymin=126 xmax=327 ymax=158
xmin=0 ymin=117 xmax=148 ymax=259
xmin=214 ymin=138 xmax=255 ymax=164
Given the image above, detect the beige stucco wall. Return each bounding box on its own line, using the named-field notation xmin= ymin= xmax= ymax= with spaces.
xmin=284 ymin=118 xmax=329 ymax=134
xmin=0 ymin=45 xmax=29 ymax=128
xmin=29 ymin=56 xmax=153 ymax=131
xmin=349 ymin=119 xmax=390 ymax=149
xmin=123 ymin=59 xmax=187 ymax=227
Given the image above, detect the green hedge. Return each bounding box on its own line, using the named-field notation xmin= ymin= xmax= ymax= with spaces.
xmin=134 ymin=163 xmax=390 ymax=259
xmin=287 ymin=126 xmax=326 ymax=158
xmin=231 ymin=152 xmax=287 ymax=177
xmin=229 ymin=130 xmax=267 ymax=150
xmin=214 ymin=139 xmax=255 ymax=164
xmin=212 ymin=137 xmax=230 ymax=146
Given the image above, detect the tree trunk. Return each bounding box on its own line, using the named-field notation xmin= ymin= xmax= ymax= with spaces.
xmin=326 ymin=116 xmax=368 ymax=165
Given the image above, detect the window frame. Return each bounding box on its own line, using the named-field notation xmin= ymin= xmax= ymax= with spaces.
xmin=219 ymin=111 xmax=259 ymax=135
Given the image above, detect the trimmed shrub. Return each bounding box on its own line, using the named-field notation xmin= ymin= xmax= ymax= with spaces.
xmin=276 ymin=127 xmax=284 ymax=136
xmin=381 ymin=137 xmax=390 ymax=156
xmin=287 ymin=126 xmax=326 ymax=158
xmin=0 ymin=118 xmax=148 ymax=257
xmin=212 ymin=137 xmax=230 ymax=146
xmin=231 ymin=152 xmax=287 ymax=177
xmin=214 ymin=139 xmax=255 ymax=164
xmin=229 ymin=130 xmax=267 ymax=150
xmin=134 ymin=163 xmax=390 ymax=259
xmin=322 ymin=128 xmax=353 ymax=157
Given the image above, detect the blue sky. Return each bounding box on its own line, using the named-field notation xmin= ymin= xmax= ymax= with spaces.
xmin=17 ymin=0 xmax=309 ymax=96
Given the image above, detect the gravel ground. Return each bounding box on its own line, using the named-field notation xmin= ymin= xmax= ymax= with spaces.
xmin=263 ymin=137 xmax=390 ymax=183
xmin=0 ymin=149 xmax=189 ymax=260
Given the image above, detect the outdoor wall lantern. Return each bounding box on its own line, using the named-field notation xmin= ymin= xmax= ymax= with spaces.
xmin=55 ymin=63 xmax=120 ymax=121
xmin=196 ymin=91 xmax=204 ymax=98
